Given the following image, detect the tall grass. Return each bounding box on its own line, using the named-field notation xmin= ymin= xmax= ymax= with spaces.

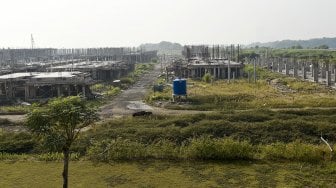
xmin=88 ymin=137 xmax=334 ymax=163
xmin=262 ymin=141 xmax=332 ymax=162
xmin=0 ymin=152 xmax=80 ymax=161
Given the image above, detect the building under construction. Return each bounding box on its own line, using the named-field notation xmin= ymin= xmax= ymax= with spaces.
xmin=0 ymin=48 xmax=157 ymax=64
xmin=0 ymin=71 xmax=94 ymax=103
xmin=172 ymin=45 xmax=244 ymax=79
xmin=49 ymin=61 xmax=135 ymax=81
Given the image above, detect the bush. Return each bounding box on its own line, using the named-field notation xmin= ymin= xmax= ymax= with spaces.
xmin=0 ymin=132 xmax=37 ymax=153
xmin=202 ymin=73 xmax=212 ymax=83
xmin=186 ymin=136 xmax=255 ymax=160
xmin=262 ymin=141 xmax=329 ymax=162
xmin=88 ymin=138 xmax=147 ymax=161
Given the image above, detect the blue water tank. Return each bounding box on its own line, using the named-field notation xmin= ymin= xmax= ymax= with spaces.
xmin=173 ymin=79 xmax=187 ymax=96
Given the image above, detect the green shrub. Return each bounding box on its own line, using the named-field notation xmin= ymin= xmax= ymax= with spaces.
xmin=0 ymin=132 xmax=37 ymax=153
xmin=88 ymin=138 xmax=147 ymax=161
xmin=186 ymin=136 xmax=255 ymax=160
xmin=202 ymin=73 xmax=212 ymax=83
xmin=262 ymin=141 xmax=328 ymax=162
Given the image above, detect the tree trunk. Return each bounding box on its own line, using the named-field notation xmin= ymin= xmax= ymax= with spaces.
xmin=62 ymin=148 xmax=70 ymax=188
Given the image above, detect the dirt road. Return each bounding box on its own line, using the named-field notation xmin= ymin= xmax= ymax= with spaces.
xmin=99 ymin=63 xmax=162 ymax=118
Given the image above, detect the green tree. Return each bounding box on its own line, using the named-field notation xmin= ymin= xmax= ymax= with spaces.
xmin=315 ymin=44 xmax=329 ymax=49
xmin=26 ymin=96 xmax=98 ymax=188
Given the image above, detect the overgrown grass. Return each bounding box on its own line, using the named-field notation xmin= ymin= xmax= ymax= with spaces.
xmin=0 ymin=105 xmax=31 ymax=114
xmin=87 ymin=137 xmax=334 ymax=163
xmin=1 ymin=161 xmax=335 ymax=187
xmin=69 ymin=109 xmax=336 ymax=162
xmin=148 ymin=77 xmax=336 ymax=110
xmin=0 ymin=152 xmax=80 ymax=161
xmin=0 ymin=132 xmax=37 ymax=153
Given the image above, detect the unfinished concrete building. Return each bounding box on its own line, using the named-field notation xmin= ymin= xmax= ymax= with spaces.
xmin=173 ymin=58 xmax=244 ymax=79
xmin=0 ymin=48 xmax=157 ymax=65
xmin=0 ymin=72 xmax=94 ymax=102
xmin=172 ymin=45 xmax=244 ymax=79
xmin=49 ymin=61 xmax=135 ymax=81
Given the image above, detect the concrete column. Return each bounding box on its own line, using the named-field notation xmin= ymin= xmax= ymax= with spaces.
xmin=313 ymin=63 xmax=319 ymax=83
xmin=67 ymin=85 xmax=71 ymax=96
xmin=321 ymin=63 xmax=326 ymax=79
xmin=334 ymin=68 xmax=336 ymax=85
xmin=285 ymin=63 xmax=289 ymax=75
xmin=293 ymin=62 xmax=298 ymax=77
xmin=82 ymin=85 xmax=86 ymax=97
xmin=213 ymin=68 xmax=216 ymax=79
xmin=29 ymin=86 xmax=36 ymax=98
xmin=25 ymin=85 xmax=29 ymax=101
xmin=271 ymin=61 xmax=275 ymax=72
xmin=327 ymin=70 xmax=332 ymax=86
xmin=303 ymin=66 xmax=307 ymax=79
xmin=278 ymin=62 xmax=282 ymax=73
xmin=57 ymin=85 xmax=61 ymax=97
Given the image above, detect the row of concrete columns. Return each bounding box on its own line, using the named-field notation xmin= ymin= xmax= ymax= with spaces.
xmin=259 ymin=57 xmax=336 ymax=86
xmin=21 ymin=84 xmax=87 ymax=101
xmin=188 ymin=67 xmax=243 ymax=79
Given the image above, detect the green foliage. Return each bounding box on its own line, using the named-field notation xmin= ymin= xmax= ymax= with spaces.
xmin=262 ymin=141 xmax=329 ymax=162
xmin=88 ymin=137 xmax=255 ymax=161
xmin=0 ymin=132 xmax=37 ymax=153
xmin=87 ymin=136 xmax=333 ymax=163
xmin=26 ymin=96 xmax=98 ymax=152
xmin=0 ymin=152 xmax=80 ymax=161
xmin=0 ymin=105 xmax=31 ymax=114
xmin=315 ymin=44 xmax=329 ymax=49
xmin=186 ymin=136 xmax=254 ymax=160
xmin=202 ymin=73 xmax=212 ymax=83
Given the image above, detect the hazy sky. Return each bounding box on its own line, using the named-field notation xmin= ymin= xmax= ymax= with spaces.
xmin=1 ymin=0 xmax=336 ymax=48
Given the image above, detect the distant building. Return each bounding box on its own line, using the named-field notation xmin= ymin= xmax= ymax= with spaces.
xmin=173 ymin=57 xmax=244 ymax=79
xmin=0 ymin=72 xmax=94 ymax=102
xmin=172 ymin=45 xmax=244 ymax=79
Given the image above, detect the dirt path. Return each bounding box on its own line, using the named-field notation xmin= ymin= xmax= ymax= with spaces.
xmin=0 ymin=115 xmax=26 ymax=123
xmin=99 ymin=63 xmax=162 ymax=118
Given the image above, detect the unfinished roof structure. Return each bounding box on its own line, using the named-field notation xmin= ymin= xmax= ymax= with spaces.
xmin=49 ymin=61 xmax=134 ymax=81
xmin=172 ymin=45 xmax=244 ymax=79
xmin=0 ymin=71 xmax=94 ymax=102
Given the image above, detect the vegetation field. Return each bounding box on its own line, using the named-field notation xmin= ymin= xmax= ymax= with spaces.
xmin=147 ymin=68 xmax=336 ymax=110
xmin=0 ymin=161 xmax=335 ymax=187
xmin=1 ymin=59 xmax=336 ymax=187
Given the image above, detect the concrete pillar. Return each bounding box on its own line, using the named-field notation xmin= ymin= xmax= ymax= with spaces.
xmin=191 ymin=69 xmax=196 ymax=78
xmin=278 ymin=62 xmax=282 ymax=73
xmin=313 ymin=63 xmax=319 ymax=83
xmin=213 ymin=67 xmax=216 ymax=79
xmin=293 ymin=62 xmax=298 ymax=77
xmin=303 ymin=66 xmax=307 ymax=79
xmin=82 ymin=85 xmax=86 ymax=97
xmin=67 ymin=85 xmax=71 ymax=96
xmin=334 ymin=68 xmax=336 ymax=85
xmin=57 ymin=85 xmax=61 ymax=97
xmin=327 ymin=70 xmax=332 ymax=86
xmin=321 ymin=63 xmax=326 ymax=79
xmin=271 ymin=61 xmax=275 ymax=72
xmin=285 ymin=63 xmax=289 ymax=75
xmin=31 ymin=86 xmax=36 ymax=98
xmin=25 ymin=85 xmax=29 ymax=101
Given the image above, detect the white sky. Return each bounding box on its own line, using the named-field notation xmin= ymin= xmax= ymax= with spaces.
xmin=1 ymin=0 xmax=335 ymax=48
